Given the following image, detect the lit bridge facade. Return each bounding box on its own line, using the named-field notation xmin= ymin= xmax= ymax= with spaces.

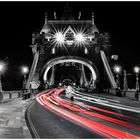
xmin=26 ymin=7 xmax=117 ymax=91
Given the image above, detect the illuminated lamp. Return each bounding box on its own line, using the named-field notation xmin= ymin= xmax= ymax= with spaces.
xmin=55 ymin=32 xmax=65 ymax=44
xmin=52 ymin=47 xmax=55 ymax=54
xmin=134 ymin=66 xmax=140 ymax=74
xmin=0 ymin=62 xmax=5 ymax=73
xmin=21 ymin=66 xmax=29 ymax=74
xmin=74 ymin=32 xmax=88 ymax=47
xmin=114 ymin=65 xmax=121 ymax=73
xmin=84 ymin=47 xmax=88 ymax=54
xmin=75 ymin=33 xmax=84 ymax=42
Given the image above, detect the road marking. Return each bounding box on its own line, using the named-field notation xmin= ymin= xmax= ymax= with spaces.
xmin=26 ymin=102 xmax=40 ymax=138
xmin=71 ymin=88 xmax=140 ymax=113
xmin=72 ymin=89 xmax=120 ymax=103
xmin=74 ymin=96 xmax=140 ymax=113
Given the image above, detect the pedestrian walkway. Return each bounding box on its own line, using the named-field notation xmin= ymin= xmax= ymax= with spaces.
xmin=0 ymin=98 xmax=32 ymax=138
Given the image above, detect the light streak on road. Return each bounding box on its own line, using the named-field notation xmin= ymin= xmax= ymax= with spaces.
xmin=72 ymin=89 xmax=140 ymax=113
xmin=50 ymin=91 xmax=140 ymax=131
xmin=36 ymin=88 xmax=140 ymax=139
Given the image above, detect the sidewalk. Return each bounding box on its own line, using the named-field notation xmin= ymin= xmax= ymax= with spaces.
xmin=0 ymin=98 xmax=32 ymax=138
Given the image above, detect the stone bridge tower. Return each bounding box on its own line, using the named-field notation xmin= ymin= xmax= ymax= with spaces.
xmin=26 ymin=6 xmax=117 ymax=91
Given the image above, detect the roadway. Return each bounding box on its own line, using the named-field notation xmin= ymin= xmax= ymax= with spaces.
xmin=26 ymin=87 xmax=140 ymax=138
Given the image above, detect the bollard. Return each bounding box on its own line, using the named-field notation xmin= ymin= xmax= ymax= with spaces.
xmin=116 ymin=88 xmax=122 ymax=97
xmin=22 ymin=94 xmax=25 ymax=100
xmin=70 ymin=96 xmax=74 ymax=106
xmin=70 ymin=96 xmax=74 ymax=101
xmin=25 ymin=93 xmax=27 ymax=99
xmin=135 ymin=90 xmax=139 ymax=101
xmin=22 ymin=90 xmax=24 ymax=99
xmin=18 ymin=91 xmax=21 ymax=98
xmin=23 ymin=94 xmax=26 ymax=100
xmin=123 ymin=91 xmax=126 ymax=97
xmin=22 ymin=90 xmax=26 ymax=100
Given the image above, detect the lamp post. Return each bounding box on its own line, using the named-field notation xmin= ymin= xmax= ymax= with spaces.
xmin=0 ymin=62 xmax=5 ymax=103
xmin=114 ymin=65 xmax=121 ymax=89
xmin=134 ymin=66 xmax=140 ymax=90
xmin=0 ymin=62 xmax=5 ymax=92
xmin=21 ymin=66 xmax=29 ymax=89
xmin=123 ymin=70 xmax=128 ymax=91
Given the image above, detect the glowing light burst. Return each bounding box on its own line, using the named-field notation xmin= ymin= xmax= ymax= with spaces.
xmin=50 ymin=27 xmax=69 ymax=54
xmin=74 ymin=29 xmax=89 ymax=47
xmin=50 ymin=24 xmax=65 ymax=48
xmin=50 ymin=25 xmax=90 ymax=49
xmin=51 ymin=31 xmax=65 ymax=47
xmin=75 ymin=33 xmax=84 ymax=42
xmin=55 ymin=32 xmax=65 ymax=44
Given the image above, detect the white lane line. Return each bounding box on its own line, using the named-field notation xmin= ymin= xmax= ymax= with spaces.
xmin=27 ymin=102 xmax=40 ymax=138
xmin=67 ymin=87 xmax=140 ymax=113
xmin=72 ymin=89 xmax=120 ymax=103
xmin=74 ymin=96 xmax=140 ymax=113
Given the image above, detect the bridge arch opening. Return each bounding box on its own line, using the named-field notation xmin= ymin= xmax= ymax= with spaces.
xmin=41 ymin=56 xmax=99 ymax=88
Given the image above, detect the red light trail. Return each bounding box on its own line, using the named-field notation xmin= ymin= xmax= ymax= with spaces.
xmin=36 ymin=88 xmax=140 ymax=139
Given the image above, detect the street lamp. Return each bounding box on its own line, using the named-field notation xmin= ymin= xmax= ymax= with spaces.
xmin=21 ymin=66 xmax=29 ymax=89
xmin=134 ymin=66 xmax=140 ymax=90
xmin=114 ymin=65 xmax=121 ymax=89
xmin=114 ymin=65 xmax=121 ymax=73
xmin=0 ymin=62 xmax=5 ymax=92
xmin=21 ymin=66 xmax=29 ymax=77
xmin=123 ymin=70 xmax=128 ymax=91
xmin=0 ymin=61 xmax=5 ymax=103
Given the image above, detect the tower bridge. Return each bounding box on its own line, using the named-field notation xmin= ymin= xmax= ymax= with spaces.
xmin=26 ymin=6 xmax=117 ymax=91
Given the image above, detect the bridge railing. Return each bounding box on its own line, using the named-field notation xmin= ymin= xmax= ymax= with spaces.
xmin=1 ymin=91 xmax=22 ymax=101
xmin=0 ymin=89 xmax=39 ymax=103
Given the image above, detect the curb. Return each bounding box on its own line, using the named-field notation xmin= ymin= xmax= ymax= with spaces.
xmin=22 ymin=99 xmax=33 ymax=138
xmin=25 ymin=100 xmax=40 ymax=138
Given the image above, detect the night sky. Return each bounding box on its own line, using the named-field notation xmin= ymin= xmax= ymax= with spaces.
xmin=0 ymin=1 xmax=140 ymax=90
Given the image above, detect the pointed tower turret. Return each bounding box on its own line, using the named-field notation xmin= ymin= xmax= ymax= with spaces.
xmin=91 ymin=12 xmax=99 ymax=33
xmin=61 ymin=3 xmax=74 ymax=20
xmin=78 ymin=11 xmax=81 ymax=20
xmin=92 ymin=12 xmax=95 ymax=24
xmin=54 ymin=11 xmax=57 ymax=20
xmin=40 ymin=12 xmax=49 ymax=34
